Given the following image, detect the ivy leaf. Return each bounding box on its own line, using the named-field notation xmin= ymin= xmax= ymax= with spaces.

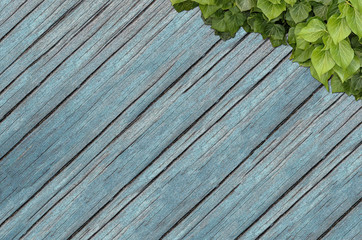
xmin=224 ymin=9 xmax=247 ymax=34
xmin=284 ymin=0 xmax=297 ymax=6
xmin=247 ymin=13 xmax=267 ymax=36
xmin=298 ymin=18 xmax=327 ymax=42
xmin=172 ymin=1 xmax=199 ymax=12
xmin=257 ymin=0 xmax=286 ymax=20
xmin=310 ymin=65 xmax=332 ymax=91
xmin=292 ymin=46 xmax=314 ymax=63
xmin=331 ymin=73 xmax=362 ymax=100
xmin=313 ymin=4 xmax=329 ymax=20
xmin=193 ymin=0 xmax=215 ymax=4
xmin=235 ymin=0 xmax=257 ymax=12
xmin=330 ymin=39 xmax=355 ymax=69
xmin=327 ymin=14 xmax=352 ymax=44
xmin=170 ymin=0 xmax=362 ymax=100
xmin=350 ymin=0 xmax=362 ymax=13
xmin=170 ymin=0 xmax=189 ymax=4
xmin=199 ymin=5 xmax=220 ymax=19
xmin=333 ymin=55 xmax=360 ymax=82
xmin=345 ymin=5 xmax=362 ymax=39
xmin=289 ymin=2 xmax=312 ymax=23
xmin=331 ymin=75 xmax=345 ymax=93
xmin=265 ymin=23 xmax=285 ymax=40
xmin=311 ymin=46 xmax=335 ymax=77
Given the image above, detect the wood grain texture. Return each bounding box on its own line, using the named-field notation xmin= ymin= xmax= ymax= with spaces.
xmin=321 ymin=202 xmax=361 ymax=240
xmin=0 ymin=1 xmax=361 ymax=239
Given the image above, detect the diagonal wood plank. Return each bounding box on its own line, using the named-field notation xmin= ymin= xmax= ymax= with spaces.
xmin=0 ymin=0 xmax=43 ymax=39
xmin=7 ymin=53 xmax=325 ymax=239
xmin=79 ymin=91 xmax=360 ymax=240
xmin=0 ymin=29 xmax=281 ymax=239
xmin=0 ymin=0 xmax=154 ymax=136
xmin=238 ymin=127 xmax=361 ymax=239
xmin=0 ymin=1 xmax=360 ymax=239
xmin=320 ymin=202 xmax=361 ymax=240
xmin=162 ymin=111 xmax=361 ymax=239
xmin=257 ymin=147 xmax=361 ymax=239
xmin=0 ymin=0 xmax=83 ymax=75
xmin=0 ymin=0 xmax=140 ymax=115
xmin=0 ymin=5 xmax=217 ymax=225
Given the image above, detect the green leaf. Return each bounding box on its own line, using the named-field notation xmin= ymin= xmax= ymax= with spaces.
xmin=224 ymin=9 xmax=247 ymax=34
xmin=257 ymin=0 xmax=286 ymax=20
xmin=331 ymin=73 xmax=362 ymax=100
xmin=170 ymin=0 xmax=362 ymax=100
xmin=311 ymin=46 xmax=335 ymax=77
xmin=292 ymin=46 xmax=314 ymax=63
xmin=235 ymin=0 xmax=257 ymax=12
xmin=298 ymin=18 xmax=327 ymax=42
xmin=330 ymin=39 xmax=355 ymax=69
xmin=294 ymin=22 xmax=310 ymax=49
xmin=310 ymin=65 xmax=332 ymax=91
xmin=350 ymin=0 xmax=362 ymax=13
xmin=199 ymin=5 xmax=220 ymax=19
xmin=247 ymin=13 xmax=267 ymax=35
xmin=192 ymin=0 xmax=215 ymax=4
xmin=284 ymin=0 xmax=297 ymax=6
xmin=345 ymin=5 xmax=362 ymax=39
xmin=313 ymin=4 xmax=329 ymax=20
xmin=172 ymin=1 xmax=199 ymax=12
xmin=170 ymin=0 xmax=188 ymax=4
xmin=289 ymin=2 xmax=311 ymax=23
xmin=326 ymin=14 xmax=352 ymax=43
xmin=265 ymin=23 xmax=285 ymax=40
xmin=333 ymin=55 xmax=361 ymax=82
xmin=331 ymin=75 xmax=345 ymax=93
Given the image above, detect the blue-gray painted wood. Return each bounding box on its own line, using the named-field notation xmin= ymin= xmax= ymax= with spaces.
xmin=0 ymin=1 xmax=361 ymax=239
xmin=322 ymin=206 xmax=361 ymax=240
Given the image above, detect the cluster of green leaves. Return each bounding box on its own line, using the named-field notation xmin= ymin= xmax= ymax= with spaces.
xmin=170 ymin=0 xmax=362 ymax=100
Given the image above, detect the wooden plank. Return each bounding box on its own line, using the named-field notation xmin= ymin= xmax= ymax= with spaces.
xmin=4 ymin=52 xmax=327 ymax=239
xmin=0 ymin=1 xmax=33 ymax=35
xmin=0 ymin=0 xmax=137 ymax=116
xmin=0 ymin=0 xmax=77 ymax=75
xmin=0 ymin=1 xmax=360 ymax=239
xmin=322 ymin=204 xmax=361 ymax=240
xmin=81 ymin=95 xmax=360 ymax=240
xmin=237 ymin=130 xmax=361 ymax=239
xmin=162 ymin=113 xmax=361 ymax=239
xmin=0 ymin=0 xmax=190 ymax=156
xmin=0 ymin=29 xmax=277 ymax=238
xmin=257 ymin=147 xmax=361 ymax=239
xmin=0 ymin=5 xmax=223 ymax=235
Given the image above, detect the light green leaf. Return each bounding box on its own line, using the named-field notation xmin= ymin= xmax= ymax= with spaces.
xmin=298 ymin=18 xmax=327 ymax=42
xmin=326 ymin=14 xmax=352 ymax=43
xmin=311 ymin=46 xmax=335 ymax=76
xmin=345 ymin=5 xmax=362 ymax=39
xmin=284 ymin=0 xmax=297 ymax=6
xmin=333 ymin=55 xmax=361 ymax=82
xmin=350 ymin=0 xmax=362 ymax=13
xmin=330 ymin=39 xmax=355 ymax=69
xmin=257 ymin=0 xmax=286 ymax=20
xmin=235 ymin=0 xmax=257 ymax=12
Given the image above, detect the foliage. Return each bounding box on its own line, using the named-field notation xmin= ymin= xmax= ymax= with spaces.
xmin=170 ymin=0 xmax=362 ymax=100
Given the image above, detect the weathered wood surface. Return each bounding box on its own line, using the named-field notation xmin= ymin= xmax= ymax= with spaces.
xmin=0 ymin=1 xmax=361 ymax=239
